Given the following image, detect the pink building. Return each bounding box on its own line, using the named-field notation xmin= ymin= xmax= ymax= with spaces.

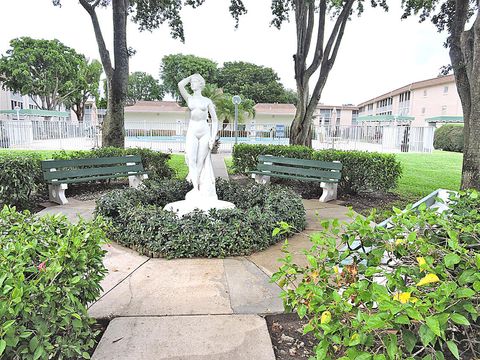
xmin=357 ymin=74 xmax=463 ymax=127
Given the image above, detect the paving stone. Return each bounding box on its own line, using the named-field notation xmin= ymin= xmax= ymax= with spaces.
xmin=92 ymin=315 xmax=276 ymax=360
xmin=37 ymin=199 xmax=95 ymax=223
xmin=223 ymin=258 xmax=283 ymax=314
xmin=88 ymin=258 xmax=232 ymax=318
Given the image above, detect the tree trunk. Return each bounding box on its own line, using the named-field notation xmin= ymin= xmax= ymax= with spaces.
xmin=73 ymin=103 xmax=84 ymax=123
xmin=290 ymin=84 xmax=312 ymax=147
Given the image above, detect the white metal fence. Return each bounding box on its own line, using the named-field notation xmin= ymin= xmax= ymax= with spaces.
xmin=0 ymin=119 xmax=435 ymax=154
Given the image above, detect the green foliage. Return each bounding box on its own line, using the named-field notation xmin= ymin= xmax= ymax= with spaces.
xmin=273 ymin=190 xmax=480 ymax=359
xmin=217 ymin=61 xmax=297 ymax=104
xmin=127 ymin=71 xmax=164 ymax=103
xmin=95 ymin=179 xmax=306 ymax=258
xmin=0 ymin=37 xmax=88 ymax=111
xmin=0 ymin=206 xmax=108 ymax=359
xmin=232 ymin=144 xmax=402 ymax=194
xmin=433 ymin=125 xmax=464 ymax=153
xmin=159 ymin=54 xmax=219 ymax=101
xmin=0 ymin=154 xmax=43 ymax=210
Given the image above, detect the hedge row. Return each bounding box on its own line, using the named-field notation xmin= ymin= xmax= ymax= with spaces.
xmin=433 ymin=124 xmax=464 ymax=153
xmin=95 ymin=179 xmax=306 ymax=258
xmin=0 ymin=148 xmax=174 ymax=210
xmin=232 ymin=144 xmax=402 ymax=194
xmin=0 ymin=206 xmax=108 ymax=359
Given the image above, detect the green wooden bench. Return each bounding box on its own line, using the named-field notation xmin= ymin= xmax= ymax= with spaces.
xmin=250 ymin=155 xmax=342 ymax=202
xmin=42 ymin=155 xmax=148 ymax=205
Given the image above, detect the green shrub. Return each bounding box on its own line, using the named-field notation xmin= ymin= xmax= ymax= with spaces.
xmin=232 ymin=144 xmax=402 ymax=195
xmin=95 ymin=179 xmax=306 ymax=258
xmin=0 ymin=154 xmax=43 ymax=210
xmin=433 ymin=125 xmax=464 ymax=153
xmin=53 ymin=147 xmax=174 ymax=180
xmin=0 ymin=206 xmax=108 ymax=359
xmin=273 ymin=190 xmax=480 ymax=359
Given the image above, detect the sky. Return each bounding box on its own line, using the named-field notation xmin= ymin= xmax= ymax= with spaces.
xmin=0 ymin=0 xmax=450 ymax=105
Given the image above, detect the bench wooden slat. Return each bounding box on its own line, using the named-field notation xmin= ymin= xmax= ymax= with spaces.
xmin=257 ymin=163 xmax=341 ymax=180
xmin=250 ymin=171 xmax=338 ymax=183
xmin=44 ymin=164 xmax=144 ymax=181
xmin=41 ymin=155 xmax=142 ymax=170
xmin=49 ymin=172 xmax=147 ymax=184
xmin=258 ymin=155 xmax=342 ymax=170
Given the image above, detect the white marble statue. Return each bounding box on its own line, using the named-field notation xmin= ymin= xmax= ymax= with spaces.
xmin=163 ymin=74 xmax=235 ymax=216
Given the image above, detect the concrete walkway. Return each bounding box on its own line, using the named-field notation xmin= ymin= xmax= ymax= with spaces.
xmin=38 ymin=196 xmax=351 ymax=359
xmin=211 ymin=153 xmax=230 ymax=179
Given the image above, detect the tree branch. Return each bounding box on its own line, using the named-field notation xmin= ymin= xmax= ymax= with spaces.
xmin=79 ymin=0 xmax=113 ymax=78
xmin=302 ymin=2 xmax=315 ymax=67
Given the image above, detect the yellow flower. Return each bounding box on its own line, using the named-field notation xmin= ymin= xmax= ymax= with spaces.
xmin=417 ymin=257 xmax=426 ymax=267
xmin=393 ymin=292 xmax=412 ymax=304
xmin=395 ymin=238 xmax=404 ymax=245
xmin=320 ymin=311 xmax=332 ymax=324
xmin=416 ymin=273 xmax=440 ymax=286
xmin=333 ymin=266 xmax=339 ymax=274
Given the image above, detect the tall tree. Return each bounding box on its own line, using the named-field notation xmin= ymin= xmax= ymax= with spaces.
xmin=402 ymin=0 xmax=480 ymax=190
xmin=127 ymin=71 xmax=164 ymax=104
xmin=217 ymin=61 xmax=294 ymax=104
xmin=0 ymin=37 xmax=85 ymax=111
xmin=160 ymin=54 xmax=218 ymax=102
xmin=65 ymin=59 xmax=103 ymax=122
xmin=270 ymin=0 xmax=387 ymax=146
xmin=53 ymin=0 xmax=247 ymax=148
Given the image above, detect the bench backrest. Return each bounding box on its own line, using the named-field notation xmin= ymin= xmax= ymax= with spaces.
xmin=42 ymin=155 xmax=144 ymax=182
xmin=257 ymin=155 xmax=342 ymax=181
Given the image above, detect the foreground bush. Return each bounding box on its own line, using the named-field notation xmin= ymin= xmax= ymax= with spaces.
xmin=0 ymin=154 xmax=43 ymax=210
xmin=232 ymin=144 xmax=402 ymax=194
xmin=0 ymin=206 xmax=108 ymax=359
xmin=274 ymin=190 xmax=480 ymax=359
xmin=95 ymin=179 xmax=306 ymax=258
xmin=433 ymin=125 xmax=464 ymax=153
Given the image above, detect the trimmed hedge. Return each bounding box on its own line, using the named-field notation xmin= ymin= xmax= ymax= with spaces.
xmin=433 ymin=124 xmax=464 ymax=153
xmin=0 ymin=206 xmax=108 ymax=359
xmin=232 ymin=144 xmax=402 ymax=195
xmin=0 ymin=147 xmax=174 ymax=210
xmin=95 ymin=179 xmax=306 ymax=258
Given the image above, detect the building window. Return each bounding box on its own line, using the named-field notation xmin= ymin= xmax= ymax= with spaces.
xmin=10 ymin=100 xmax=23 ymax=110
xmin=29 ymin=104 xmax=38 ymax=110
xmin=368 ymin=104 xmax=373 ymax=111
xmin=423 ymin=90 xmax=427 ymax=97
xmin=441 ymin=105 xmax=447 ymax=115
xmin=421 ymin=107 xmax=426 ymax=114
xmin=443 ymin=86 xmax=449 ymax=94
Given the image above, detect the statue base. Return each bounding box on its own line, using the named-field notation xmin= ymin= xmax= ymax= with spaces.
xmin=164 ymin=199 xmax=236 ymax=217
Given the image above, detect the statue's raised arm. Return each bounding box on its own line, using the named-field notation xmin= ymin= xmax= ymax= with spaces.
xmin=178 ymin=75 xmax=193 ymax=102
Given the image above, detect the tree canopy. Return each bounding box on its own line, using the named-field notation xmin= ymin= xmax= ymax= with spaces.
xmin=0 ymin=37 xmax=88 ymax=111
xmin=127 ymin=71 xmax=164 ymax=104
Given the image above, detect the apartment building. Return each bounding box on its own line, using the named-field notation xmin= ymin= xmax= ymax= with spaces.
xmin=357 ymin=74 xmax=463 ymax=127
xmin=314 ymin=104 xmax=359 ymax=127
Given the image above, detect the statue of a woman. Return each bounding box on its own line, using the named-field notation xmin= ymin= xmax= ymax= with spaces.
xmin=178 ymin=74 xmax=219 ymax=200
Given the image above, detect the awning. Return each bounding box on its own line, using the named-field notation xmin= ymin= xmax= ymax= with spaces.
xmin=0 ymin=109 xmax=70 ymax=117
xmin=357 ymin=115 xmax=415 ymax=123
xmin=426 ymin=116 xmax=463 ymax=123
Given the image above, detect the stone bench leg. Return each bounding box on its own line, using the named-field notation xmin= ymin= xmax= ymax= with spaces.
xmin=48 ymin=184 xmax=68 ymax=205
xmin=251 ymin=173 xmax=271 ymax=185
xmin=319 ymin=182 xmax=337 ymax=203
xmin=129 ymin=173 xmax=148 ymax=189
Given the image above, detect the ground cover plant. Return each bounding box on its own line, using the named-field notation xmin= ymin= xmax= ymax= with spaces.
xmin=0 ymin=206 xmax=108 ymax=359
xmin=273 ymin=190 xmax=480 ymax=359
xmin=95 ymin=178 xmax=306 ymax=258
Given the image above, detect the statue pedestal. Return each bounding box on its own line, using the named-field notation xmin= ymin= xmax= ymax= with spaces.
xmin=164 ymin=189 xmax=235 ymax=217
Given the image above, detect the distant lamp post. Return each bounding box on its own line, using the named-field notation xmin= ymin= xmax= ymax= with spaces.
xmin=232 ymin=95 xmax=242 ymax=145
xmin=14 ymin=106 xmax=21 ymax=121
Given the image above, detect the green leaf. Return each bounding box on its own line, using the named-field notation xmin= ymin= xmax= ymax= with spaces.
xmin=406 ymin=307 xmax=423 ymax=321
xmin=435 ymin=351 xmax=445 ymax=360
xmin=426 ymin=316 xmax=441 ymax=336
xmin=373 ymin=356 xmax=387 ymax=360
xmin=306 ymin=255 xmax=318 ymax=268
xmin=297 ymin=304 xmax=307 ymax=319
xmin=394 ymin=315 xmax=410 ymax=325
xmin=355 ymin=353 xmax=372 ymax=360
xmin=272 ymin=227 xmax=280 ymax=237
xmin=0 ymin=340 xmax=6 ymax=356
xmin=419 ymin=324 xmax=435 ymax=346
xmin=33 ymin=345 xmax=44 ymax=360
xmin=402 ymin=330 xmax=417 ymax=354
xmin=82 ymin=352 xmax=91 ymax=359
xmin=386 ymin=334 xmax=398 ymax=360
xmin=456 ymin=288 xmax=475 ymax=298
xmin=446 ymin=341 xmax=459 ymax=360
xmin=443 ymin=253 xmax=461 ymax=269
xmin=450 ymin=313 xmax=470 ymax=326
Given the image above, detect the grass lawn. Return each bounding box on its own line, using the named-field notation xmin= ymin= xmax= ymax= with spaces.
xmin=168 ymin=154 xmax=188 ymax=179
xmin=395 ymin=150 xmax=462 ymax=200
xmin=0 ymin=149 xmax=66 ymax=159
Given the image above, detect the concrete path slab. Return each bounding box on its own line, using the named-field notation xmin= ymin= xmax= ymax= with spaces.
xmin=88 ymin=258 xmax=232 ymax=318
xmin=92 ymin=315 xmax=276 ymax=360
xmin=223 ymin=258 xmax=283 ymax=314
xmin=37 ymin=199 xmax=95 ymax=223
xmin=98 ymin=243 xmax=149 ymax=297
xmin=211 ymin=153 xmax=229 ymax=179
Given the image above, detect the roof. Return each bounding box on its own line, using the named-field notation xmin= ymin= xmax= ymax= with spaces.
xmin=426 ymin=116 xmax=463 ymax=123
xmin=316 ymin=104 xmax=358 ymax=111
xmin=358 ymin=74 xmax=456 ymax=107
xmin=124 ymin=101 xmax=187 ymax=113
xmin=0 ymin=109 xmax=70 ymax=117
xmin=357 ymin=115 xmax=415 ymax=123
xmin=254 ymin=103 xmax=296 ymax=115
